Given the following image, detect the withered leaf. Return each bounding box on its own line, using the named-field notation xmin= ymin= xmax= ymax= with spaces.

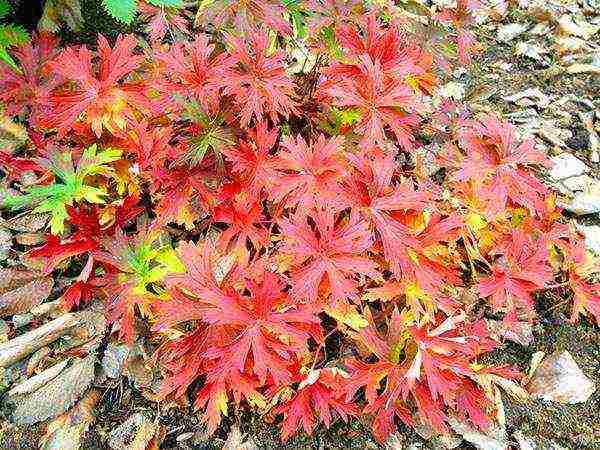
xmin=4 ymin=213 xmax=49 ymax=233
xmin=12 ymin=355 xmax=96 ymax=425
xmin=0 ymin=228 xmax=10 ymax=261
xmin=0 ymin=276 xmax=54 ymax=317
xmin=15 ymin=232 xmax=45 ymax=246
xmin=40 ymin=388 xmax=101 ymax=450
xmin=0 ymin=268 xmax=40 ymax=292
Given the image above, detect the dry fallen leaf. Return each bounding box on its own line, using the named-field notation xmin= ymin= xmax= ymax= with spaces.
xmin=0 ymin=273 xmax=53 ymax=317
xmin=0 ymin=228 xmax=10 ymax=261
xmin=108 ymin=412 xmax=162 ymax=450
xmin=11 ymin=355 xmax=96 ymax=425
xmin=4 ymin=213 xmax=49 ymax=233
xmin=40 ymin=388 xmax=101 ymax=450
xmin=566 ymin=63 xmax=600 ymax=74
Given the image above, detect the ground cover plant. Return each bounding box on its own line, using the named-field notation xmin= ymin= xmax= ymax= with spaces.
xmin=0 ymin=0 xmax=598 ymax=445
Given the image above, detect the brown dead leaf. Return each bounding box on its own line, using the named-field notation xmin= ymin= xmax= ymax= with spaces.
xmin=4 ymin=213 xmax=49 ymax=233
xmin=0 ymin=268 xmax=39 ymax=292
xmin=8 ymin=359 xmax=70 ymax=396
xmin=15 ymin=232 xmax=45 ymax=246
xmin=0 ymin=228 xmax=10 ymax=261
xmin=11 ymin=355 xmax=96 ymax=425
xmin=40 ymin=388 xmax=101 ymax=450
xmin=0 ymin=313 xmax=81 ymax=367
xmin=566 ymin=63 xmax=600 ymax=74
xmin=0 ymin=275 xmax=53 ymax=317
xmin=26 ymin=346 xmax=50 ymax=376
xmin=0 ymin=111 xmax=28 ymax=150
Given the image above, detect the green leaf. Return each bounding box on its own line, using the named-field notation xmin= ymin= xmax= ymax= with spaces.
xmin=0 ymin=24 xmax=29 ymax=47
xmin=77 ymin=145 xmax=121 ymax=178
xmin=0 ymin=0 xmax=10 ymax=18
xmin=78 ymin=185 xmax=109 ymax=204
xmin=0 ymin=46 xmax=17 ymax=70
xmin=282 ymin=0 xmax=307 ymax=39
xmin=148 ymin=0 xmax=183 ymax=7
xmin=34 ymin=200 xmax=69 ymax=235
xmin=4 ymin=146 xmax=117 ymax=235
xmin=102 ymin=0 xmax=137 ymax=24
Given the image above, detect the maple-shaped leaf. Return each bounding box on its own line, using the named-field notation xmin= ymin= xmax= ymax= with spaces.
xmin=117 ymin=120 xmax=173 ymax=173
xmin=164 ymin=242 xmax=320 ymax=379
xmin=138 ymin=1 xmax=188 ymax=44
xmin=211 ymin=181 xmax=270 ymax=262
xmin=28 ymin=233 xmax=98 ymax=274
xmin=271 ymin=133 xmax=346 ymax=210
xmin=341 ymin=151 xmax=456 ymax=295
xmin=554 ymin=228 xmax=600 ymax=323
xmin=27 ymin=196 xmax=143 ymax=274
xmin=327 ymin=55 xmax=418 ymax=149
xmin=201 ymin=270 xmax=321 ymax=385
xmin=155 ymin=34 xmax=231 ymax=112
xmin=276 ymin=368 xmax=358 ymax=441
xmin=305 ymin=0 xmax=364 ymax=38
xmin=170 ymin=103 xmax=234 ymax=168
xmin=162 ymin=240 xmax=237 ymax=312
xmin=4 ymin=145 xmax=121 ymax=234
xmin=333 ymin=15 xmax=428 ymax=78
xmin=279 ymin=208 xmax=377 ymax=305
xmin=569 ymin=275 xmax=600 ymax=324
xmin=0 ymin=151 xmax=44 ymax=183
xmin=220 ymin=30 xmax=298 ymax=127
xmin=398 ymin=213 xmax=464 ymax=300
xmin=47 ymin=34 xmax=148 ymax=137
xmin=344 ymin=311 xmax=501 ymax=442
xmin=149 ymin=162 xmax=215 ymax=230
xmin=0 ymin=33 xmax=59 ymax=127
xmin=445 ymin=114 xmax=552 ymax=218
xmin=221 ymin=121 xmax=279 ymax=195
xmin=156 ymin=242 xmax=321 ymax=431
xmin=478 ymin=230 xmax=552 ymax=318
xmin=195 ymin=0 xmax=292 ymax=36
xmin=93 ymin=228 xmax=184 ymax=342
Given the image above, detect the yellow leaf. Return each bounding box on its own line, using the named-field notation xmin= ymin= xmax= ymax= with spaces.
xmin=325 ymin=302 xmax=368 ymax=331
xmin=466 ymin=212 xmax=486 ymax=231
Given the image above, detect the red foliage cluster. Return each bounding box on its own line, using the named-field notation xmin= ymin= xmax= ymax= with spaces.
xmin=1 ymin=2 xmax=598 ymax=444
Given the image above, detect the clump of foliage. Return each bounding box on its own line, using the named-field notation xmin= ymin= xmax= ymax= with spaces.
xmin=0 ymin=0 xmax=30 ymax=69
xmin=1 ymin=0 xmax=598 ymax=444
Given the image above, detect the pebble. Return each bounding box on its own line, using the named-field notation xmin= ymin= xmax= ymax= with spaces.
xmin=101 ymin=344 xmax=130 ymax=379
xmin=563 ymin=190 xmax=600 ymax=215
xmin=497 ymin=23 xmax=529 ymax=42
xmin=560 ymin=174 xmax=594 ymax=192
xmin=549 ymin=153 xmax=588 ymax=180
xmin=576 ymin=224 xmax=600 ymax=254
xmin=527 ymin=350 xmax=596 ymax=404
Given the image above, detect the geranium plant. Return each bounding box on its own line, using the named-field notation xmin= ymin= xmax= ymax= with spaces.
xmin=0 ymin=0 xmax=597 ymax=445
